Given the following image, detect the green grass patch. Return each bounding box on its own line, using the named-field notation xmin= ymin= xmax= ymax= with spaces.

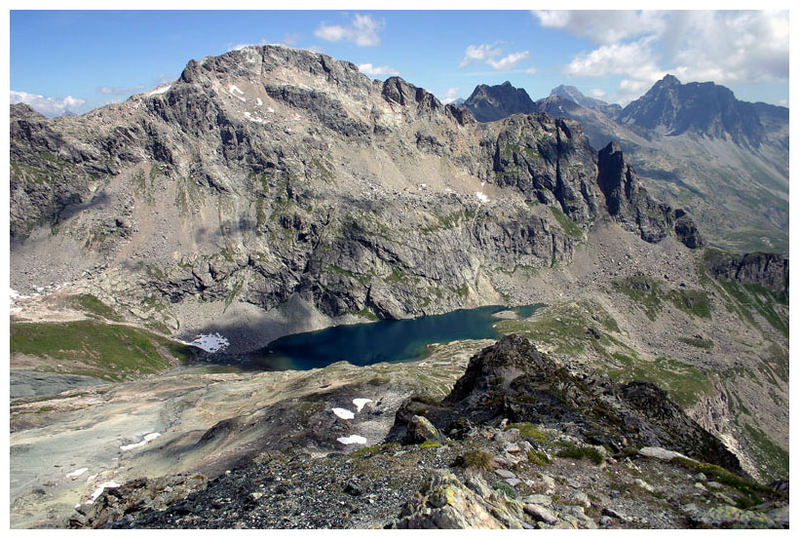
xmin=668 ymin=289 xmax=712 ymax=318
xmin=670 ymin=457 xmax=781 ymax=508
xmin=458 ymin=449 xmax=494 ymax=471
xmin=719 ymin=281 xmax=788 ymax=336
xmin=506 ymin=422 xmax=551 ymax=444
xmin=549 ymin=206 xmax=583 ymax=238
xmin=527 ymin=449 xmax=552 ymax=465
xmin=678 ymin=336 xmax=714 ymax=349
xmin=612 ymin=275 xmax=663 ymax=321
xmin=492 ymin=481 xmax=518 ymax=499
xmin=63 ymin=294 xmax=123 ymax=322
xmin=419 ymin=440 xmax=442 ymax=449
xmin=606 ymin=354 xmax=712 ymax=407
xmin=350 ymin=443 xmax=398 ymax=459
xmin=556 ymin=444 xmax=604 ymax=465
xmin=10 ymin=320 xmax=194 ymax=381
xmin=742 ymin=423 xmax=789 ymax=480
xmin=355 ymin=308 xmax=379 ymax=322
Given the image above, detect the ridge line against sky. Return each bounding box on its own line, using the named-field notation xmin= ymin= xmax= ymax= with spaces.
xmin=7 ymin=4 xmax=792 ymax=116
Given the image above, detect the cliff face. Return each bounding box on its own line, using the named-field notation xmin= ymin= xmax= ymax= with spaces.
xmin=10 ymin=45 xmax=702 ymax=339
xmin=704 ymin=251 xmax=789 ymax=297
xmin=596 ymin=142 xmax=704 ymax=248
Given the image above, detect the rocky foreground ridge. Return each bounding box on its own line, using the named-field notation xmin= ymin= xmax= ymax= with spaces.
xmin=69 ymin=336 xmax=787 ymax=529
xmin=11 ymin=44 xmax=703 ymax=348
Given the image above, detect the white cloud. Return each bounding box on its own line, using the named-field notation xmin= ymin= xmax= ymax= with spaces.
xmin=460 ymin=44 xmax=532 ymax=72
xmin=533 ymin=10 xmax=667 ymax=45
xmin=535 ymin=10 xmax=788 ymax=104
xmin=10 ymin=90 xmax=85 ymax=116
xmin=488 ymin=51 xmax=530 ymax=71
xmin=357 ymin=63 xmax=399 ymax=77
xmin=440 ymin=87 xmax=461 ymax=104
xmin=459 ymin=44 xmax=502 ymax=67
xmin=590 ymin=89 xmax=606 ymax=98
xmin=314 ymin=14 xmax=384 ymax=47
xmin=524 ymin=67 xmax=538 ymax=75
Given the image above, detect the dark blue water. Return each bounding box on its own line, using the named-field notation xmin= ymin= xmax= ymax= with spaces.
xmin=248 ymin=304 xmax=544 ymax=370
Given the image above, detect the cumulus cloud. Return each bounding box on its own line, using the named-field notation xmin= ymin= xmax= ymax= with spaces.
xmin=590 ymin=89 xmax=606 ymax=98
xmin=534 ymin=10 xmax=667 ymax=45
xmin=534 ymin=10 xmax=788 ymax=103
xmin=358 ymin=63 xmax=399 ymax=77
xmin=10 ymin=90 xmax=85 ymax=116
xmin=460 ymin=43 xmax=533 ymax=72
xmin=459 ymin=44 xmax=502 ymax=67
xmin=488 ymin=51 xmax=530 ymax=71
xmin=314 ymin=14 xmax=384 ymax=47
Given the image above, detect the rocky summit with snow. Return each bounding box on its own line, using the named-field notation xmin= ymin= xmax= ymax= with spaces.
xmin=9 ymin=45 xmax=788 ymax=529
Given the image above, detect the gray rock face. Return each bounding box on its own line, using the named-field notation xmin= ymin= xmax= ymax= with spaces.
xmin=463 ymin=81 xmax=537 ymax=123
xmin=390 ymin=470 xmax=526 ymax=529
xmin=388 ymin=335 xmax=744 ymax=475
xmin=619 ymin=74 xmax=784 ymax=148
xmin=704 ymin=250 xmax=789 ymax=297
xmin=9 ymin=45 xmax=703 ymax=332
xmin=597 ymin=142 xmax=704 ymax=248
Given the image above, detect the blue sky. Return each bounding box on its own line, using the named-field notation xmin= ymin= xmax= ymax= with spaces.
xmin=10 ymin=10 xmax=790 ymax=116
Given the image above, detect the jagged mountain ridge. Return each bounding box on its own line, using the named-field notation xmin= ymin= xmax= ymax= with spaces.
xmin=619 ymin=75 xmax=787 ymax=148
xmin=456 ymin=78 xmax=788 ymax=253
xmin=549 ymin=84 xmax=622 ymax=117
xmin=10 ymin=45 xmax=700 ymax=350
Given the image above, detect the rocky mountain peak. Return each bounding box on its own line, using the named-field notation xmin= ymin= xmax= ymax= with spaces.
xmin=463 ymin=81 xmax=537 ymax=122
xmin=620 ymin=74 xmax=766 ymax=146
xmin=655 ymin=74 xmax=681 ymax=88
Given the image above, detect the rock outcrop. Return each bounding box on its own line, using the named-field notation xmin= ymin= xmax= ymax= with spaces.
xmin=704 ymin=250 xmax=788 ymax=298
xmin=388 ymin=335 xmax=741 ymax=474
xmin=596 ymin=142 xmax=704 ymax=248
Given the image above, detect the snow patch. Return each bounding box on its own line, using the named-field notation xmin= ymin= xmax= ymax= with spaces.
xmin=119 ymin=440 xmax=147 ymax=451
xmin=186 ymin=333 xmax=229 ymax=353
xmin=475 ymin=191 xmax=490 ymax=203
xmin=332 ymin=407 xmax=355 ymax=420
xmin=228 ymin=85 xmax=247 ymax=102
xmin=87 ymin=481 xmax=121 ymax=504
xmin=267 ymin=107 xmax=275 ymax=113
xmin=120 ymin=432 xmax=161 ymax=451
xmin=243 ymin=111 xmax=267 ymax=124
xmin=352 ymin=398 xmax=372 ymax=412
xmin=147 ymin=85 xmax=171 ymax=97
xmin=337 ymin=435 xmax=367 ymax=445
xmin=66 ymin=467 xmax=88 ymax=479
xmin=256 ymin=98 xmax=263 ymax=106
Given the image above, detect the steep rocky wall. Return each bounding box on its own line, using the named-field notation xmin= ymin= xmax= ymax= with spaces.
xmin=704 ymin=250 xmax=788 ymax=297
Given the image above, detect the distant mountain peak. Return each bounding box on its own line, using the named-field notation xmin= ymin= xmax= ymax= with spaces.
xmin=620 ymin=75 xmax=772 ymax=146
xmin=463 ymin=81 xmax=536 ymax=122
xmin=657 ymin=74 xmax=681 ymax=87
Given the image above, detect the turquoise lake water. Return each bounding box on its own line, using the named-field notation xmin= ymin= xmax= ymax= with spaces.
xmin=248 ymin=304 xmax=544 ymax=370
